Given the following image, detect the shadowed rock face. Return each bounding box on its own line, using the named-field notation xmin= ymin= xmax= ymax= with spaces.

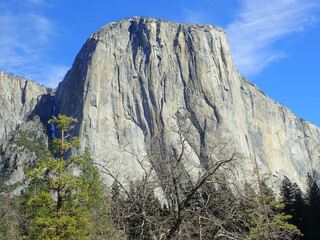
xmin=54 ymin=17 xmax=320 ymax=189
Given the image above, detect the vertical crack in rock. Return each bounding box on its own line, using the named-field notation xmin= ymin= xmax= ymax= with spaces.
xmin=2 ymin=17 xmax=319 ymax=191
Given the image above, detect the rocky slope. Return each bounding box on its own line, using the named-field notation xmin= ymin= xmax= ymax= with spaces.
xmin=53 ymin=17 xmax=320 ymax=189
xmin=0 ymin=71 xmax=51 ymax=193
xmin=0 ymin=70 xmax=49 ymax=145
xmin=0 ymin=116 xmax=48 ymax=195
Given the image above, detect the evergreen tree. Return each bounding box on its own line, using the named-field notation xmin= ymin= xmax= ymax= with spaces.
xmin=24 ymin=115 xmax=90 ymax=239
xmin=305 ymin=173 xmax=320 ymax=207
xmin=304 ymin=173 xmax=320 ymax=240
xmin=79 ymin=150 xmax=121 ymax=239
xmin=244 ymin=182 xmax=302 ymax=240
xmin=280 ymin=177 xmax=304 ymax=233
xmin=16 ymin=115 xmax=120 ymax=239
xmin=0 ymin=194 xmax=20 ymax=239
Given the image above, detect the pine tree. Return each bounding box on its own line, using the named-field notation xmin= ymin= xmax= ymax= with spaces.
xmin=305 ymin=173 xmax=320 ymax=207
xmin=0 ymin=195 xmax=20 ymax=239
xmin=23 ymin=115 xmax=90 ymax=239
xmin=244 ymin=182 xmax=302 ymax=240
xmin=280 ymin=177 xmax=304 ymax=233
xmin=304 ymin=173 xmax=320 ymax=240
xmin=79 ymin=150 xmax=121 ymax=239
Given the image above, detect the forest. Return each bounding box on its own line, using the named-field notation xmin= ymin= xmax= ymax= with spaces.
xmin=0 ymin=115 xmax=319 ymax=239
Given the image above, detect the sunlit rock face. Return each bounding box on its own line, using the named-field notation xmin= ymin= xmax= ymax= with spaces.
xmin=54 ymin=17 xmax=320 ymax=189
xmin=0 ymin=70 xmax=48 ymax=144
xmin=0 ymin=71 xmax=51 ymax=192
xmin=1 ymin=17 xmax=317 ymax=191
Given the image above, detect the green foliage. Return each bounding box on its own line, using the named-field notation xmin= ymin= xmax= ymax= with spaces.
xmin=245 ymin=190 xmax=302 ymax=240
xmin=23 ymin=115 xmax=89 ymax=239
xmin=0 ymin=129 xmax=49 ymax=193
xmin=14 ymin=130 xmax=49 ymax=160
xmin=80 ymin=150 xmax=121 ymax=239
xmin=15 ymin=115 xmax=120 ymax=239
xmin=280 ymin=177 xmax=304 ymax=234
xmin=303 ymin=173 xmax=320 ymax=240
xmin=0 ymin=179 xmax=21 ymax=193
xmin=48 ymin=114 xmax=78 ymax=132
xmin=305 ymin=173 xmax=320 ymax=207
xmin=1 ymin=114 xmax=306 ymax=239
xmin=25 ymin=213 xmax=90 ymax=240
xmin=279 ymin=174 xmax=320 ymax=240
xmin=46 ymin=87 xmax=53 ymax=94
xmin=0 ymin=194 xmax=20 ymax=240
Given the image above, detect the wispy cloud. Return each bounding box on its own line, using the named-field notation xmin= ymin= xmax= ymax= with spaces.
xmin=0 ymin=1 xmax=68 ymax=87
xmin=182 ymin=8 xmax=208 ymax=24
xmin=226 ymin=0 xmax=319 ymax=76
xmin=28 ymin=64 xmax=70 ymax=88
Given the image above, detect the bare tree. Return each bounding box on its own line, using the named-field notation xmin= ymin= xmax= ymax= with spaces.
xmin=97 ymin=116 xmax=242 ymax=239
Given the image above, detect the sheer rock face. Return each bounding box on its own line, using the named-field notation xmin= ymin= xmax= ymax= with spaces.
xmin=0 ymin=72 xmax=50 ymax=192
xmin=0 ymin=70 xmax=48 ymax=145
xmin=54 ymin=17 xmax=320 ymax=188
xmin=0 ymin=17 xmax=318 ymax=190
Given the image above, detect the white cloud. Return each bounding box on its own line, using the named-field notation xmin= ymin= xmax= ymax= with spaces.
xmin=183 ymin=8 xmax=207 ymax=24
xmin=0 ymin=1 xmax=67 ymax=87
xmin=226 ymin=0 xmax=319 ymax=76
xmin=28 ymin=65 xmax=70 ymax=88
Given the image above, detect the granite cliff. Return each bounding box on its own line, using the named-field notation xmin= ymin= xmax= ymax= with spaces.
xmin=54 ymin=17 xmax=320 ymax=189
xmin=0 ymin=71 xmax=50 ymax=193
xmin=0 ymin=70 xmax=48 ymax=144
xmin=1 ymin=17 xmax=319 ymax=191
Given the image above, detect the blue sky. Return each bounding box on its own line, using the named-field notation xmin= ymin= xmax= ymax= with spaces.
xmin=0 ymin=0 xmax=319 ymax=126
